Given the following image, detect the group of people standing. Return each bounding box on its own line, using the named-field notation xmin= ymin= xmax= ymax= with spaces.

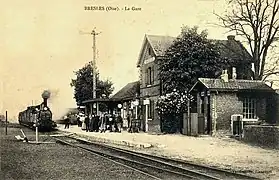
xmin=77 ymin=112 xmax=123 ymax=133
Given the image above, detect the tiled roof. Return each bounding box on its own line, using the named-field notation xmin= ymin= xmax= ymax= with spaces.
xmin=198 ymin=78 xmax=274 ymax=92
xmin=146 ymin=35 xmax=176 ymax=56
xmin=144 ymin=34 xmax=252 ymax=60
xmin=213 ymin=40 xmax=252 ymax=62
xmin=111 ymin=81 xmax=140 ymax=101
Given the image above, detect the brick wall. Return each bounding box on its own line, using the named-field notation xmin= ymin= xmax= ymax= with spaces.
xmin=210 ymin=92 xmax=269 ymax=136
xmin=141 ymin=96 xmax=161 ymax=133
xmin=243 ymin=125 xmax=279 ymax=149
xmin=257 ymin=98 xmax=267 ymax=121
xmin=140 ymin=60 xmax=160 ymax=89
xmin=139 ymin=51 xmax=162 ymax=133
xmin=141 ymin=85 xmax=160 ymax=97
xmin=275 ymin=91 xmax=279 ymax=124
xmin=211 ymin=92 xmax=242 ymax=133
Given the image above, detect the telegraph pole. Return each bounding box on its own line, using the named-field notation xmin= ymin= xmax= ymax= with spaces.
xmin=5 ymin=110 xmax=7 ymax=135
xmin=80 ymin=28 xmax=101 ymax=115
xmin=91 ymin=28 xmax=101 ymax=99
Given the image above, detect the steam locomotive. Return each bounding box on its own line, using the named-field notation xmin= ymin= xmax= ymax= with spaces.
xmin=18 ymin=92 xmax=57 ymax=131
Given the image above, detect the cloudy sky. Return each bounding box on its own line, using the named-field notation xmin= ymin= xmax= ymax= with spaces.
xmin=0 ymin=0 xmax=248 ymax=120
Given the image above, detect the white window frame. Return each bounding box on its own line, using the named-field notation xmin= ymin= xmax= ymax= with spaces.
xmin=243 ymin=97 xmax=258 ymax=121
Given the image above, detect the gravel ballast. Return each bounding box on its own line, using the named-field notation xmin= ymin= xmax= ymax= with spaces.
xmin=0 ymin=125 xmax=155 ymax=180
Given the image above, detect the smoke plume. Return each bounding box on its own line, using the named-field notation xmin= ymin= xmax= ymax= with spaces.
xmin=45 ymin=89 xmax=71 ymax=120
xmin=41 ymin=90 xmax=51 ymax=99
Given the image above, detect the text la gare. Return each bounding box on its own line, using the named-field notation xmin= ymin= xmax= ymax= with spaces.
xmin=124 ymin=6 xmax=141 ymax=11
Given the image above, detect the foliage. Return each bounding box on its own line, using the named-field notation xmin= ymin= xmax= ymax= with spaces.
xmin=158 ymin=26 xmax=232 ymax=94
xmin=155 ymin=89 xmax=193 ymax=115
xmin=70 ymin=63 xmax=114 ymax=106
xmin=216 ymin=0 xmax=279 ymax=80
xmin=156 ymin=89 xmax=194 ymax=133
xmin=155 ymin=26 xmax=234 ymax=132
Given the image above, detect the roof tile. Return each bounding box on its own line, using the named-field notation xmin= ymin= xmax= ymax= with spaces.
xmin=146 ymin=35 xmax=176 ymax=56
xmin=145 ymin=34 xmax=252 ymax=61
xmin=111 ymin=81 xmax=140 ymax=100
xmin=198 ymin=78 xmax=274 ymax=91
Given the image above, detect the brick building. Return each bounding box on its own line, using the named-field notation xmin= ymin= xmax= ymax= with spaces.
xmin=136 ymin=34 xmax=254 ymax=133
xmin=189 ymin=72 xmax=276 ymax=136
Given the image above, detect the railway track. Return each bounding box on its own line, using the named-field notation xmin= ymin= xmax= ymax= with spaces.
xmin=53 ymin=135 xmax=259 ymax=180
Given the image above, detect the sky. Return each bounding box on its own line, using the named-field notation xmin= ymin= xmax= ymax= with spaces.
xmin=0 ymin=0 xmax=276 ymax=121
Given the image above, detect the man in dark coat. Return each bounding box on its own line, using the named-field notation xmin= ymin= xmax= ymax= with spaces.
xmin=108 ymin=114 xmax=113 ymax=132
xmin=85 ymin=114 xmax=90 ymax=132
xmin=116 ymin=113 xmax=123 ymax=133
xmin=64 ymin=115 xmax=70 ymax=129
xmin=127 ymin=113 xmax=132 ymax=133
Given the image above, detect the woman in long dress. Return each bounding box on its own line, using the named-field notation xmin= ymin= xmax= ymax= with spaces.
xmin=99 ymin=113 xmax=106 ymax=133
xmin=80 ymin=114 xmax=86 ymax=130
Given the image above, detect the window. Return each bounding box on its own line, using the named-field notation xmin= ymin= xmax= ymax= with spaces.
xmin=146 ymin=67 xmax=152 ymax=85
xmin=148 ymin=100 xmax=153 ymax=119
xmin=243 ymin=98 xmax=257 ymax=119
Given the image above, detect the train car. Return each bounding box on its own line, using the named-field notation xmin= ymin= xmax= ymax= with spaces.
xmin=18 ymin=103 xmax=57 ymax=132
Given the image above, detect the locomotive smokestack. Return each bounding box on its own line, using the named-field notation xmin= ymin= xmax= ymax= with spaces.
xmin=41 ymin=90 xmax=51 ymax=107
xmin=43 ymin=98 xmax=47 ymax=107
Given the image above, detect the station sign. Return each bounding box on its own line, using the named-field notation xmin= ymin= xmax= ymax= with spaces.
xmin=143 ymin=99 xmax=150 ymax=105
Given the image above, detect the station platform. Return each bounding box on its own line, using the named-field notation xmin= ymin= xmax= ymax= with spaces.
xmin=55 ymin=124 xmax=279 ymax=179
xmin=57 ymin=124 xmax=157 ymax=148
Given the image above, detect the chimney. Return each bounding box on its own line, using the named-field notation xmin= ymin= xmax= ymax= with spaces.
xmin=232 ymin=67 xmax=237 ymax=79
xmin=43 ymin=98 xmax=48 ymax=107
xmin=221 ymin=69 xmax=229 ymax=82
xmin=227 ymin=35 xmax=235 ymax=41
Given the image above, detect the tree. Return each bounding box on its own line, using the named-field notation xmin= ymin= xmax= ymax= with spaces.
xmin=70 ymin=63 xmax=114 ymax=106
xmin=159 ymin=26 xmax=232 ymax=94
xmin=156 ymin=26 xmax=232 ymax=133
xmin=216 ymin=0 xmax=279 ymax=80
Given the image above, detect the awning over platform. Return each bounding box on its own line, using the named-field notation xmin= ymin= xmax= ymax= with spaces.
xmin=82 ymin=81 xmax=140 ymax=105
xmin=82 ymin=98 xmax=120 ymax=104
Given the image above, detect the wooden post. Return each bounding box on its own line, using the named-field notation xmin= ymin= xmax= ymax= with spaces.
xmin=36 ymin=126 xmax=38 ymax=143
xmin=212 ymin=94 xmax=217 ymax=136
xmin=5 ymin=110 xmax=7 ymax=135
xmin=135 ymin=105 xmax=138 ymax=120
xmin=204 ymin=95 xmax=208 ymax=133
xmin=96 ymin=102 xmax=99 ymax=116
xmin=36 ymin=116 xmax=38 ymax=143
xmin=187 ymin=98 xmax=191 ymax=135
xmin=145 ymin=104 xmax=148 ymax=132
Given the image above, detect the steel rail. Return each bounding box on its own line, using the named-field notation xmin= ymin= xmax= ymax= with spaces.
xmin=98 ymin=142 xmax=259 ymax=180
xmin=53 ymin=137 xmax=210 ymax=179
xmin=54 ymin=137 xmax=162 ymax=180
xmin=67 ymin=135 xmax=259 ymax=180
xmin=54 ymin=136 xmax=221 ymax=180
